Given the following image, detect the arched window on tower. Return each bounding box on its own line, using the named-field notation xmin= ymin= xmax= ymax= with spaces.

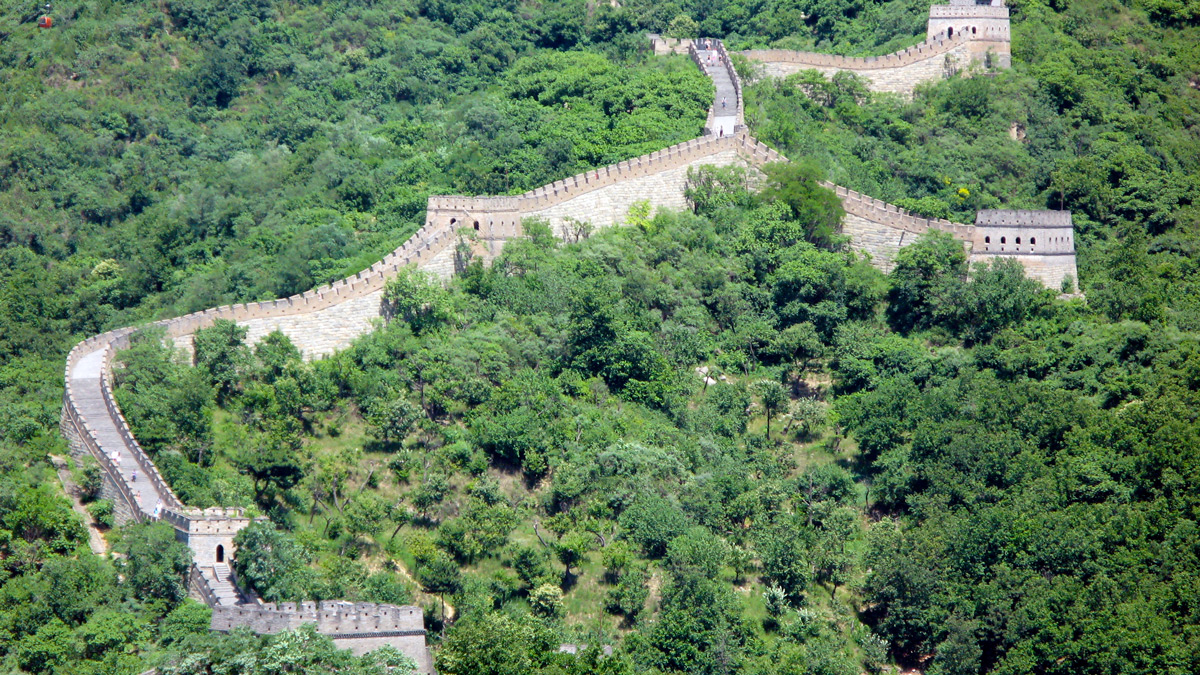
xmin=1000 ymin=237 xmax=1006 ymax=244
xmin=216 ymin=545 xmax=225 ymax=563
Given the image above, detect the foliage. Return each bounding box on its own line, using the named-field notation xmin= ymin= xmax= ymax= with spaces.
xmin=116 ymin=522 xmax=193 ymax=606
xmin=161 ymin=624 xmax=416 ymax=675
xmin=2 ymin=0 xmax=1199 ymax=671
xmin=232 ymin=522 xmax=314 ymax=603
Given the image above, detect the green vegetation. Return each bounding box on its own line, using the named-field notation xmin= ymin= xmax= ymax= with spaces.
xmin=1 ymin=0 xmax=1199 ymax=672
xmin=115 ymin=156 xmax=1200 ymax=675
xmin=742 ymin=0 xmax=1200 ymax=325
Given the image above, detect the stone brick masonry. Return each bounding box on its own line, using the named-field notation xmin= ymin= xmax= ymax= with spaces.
xmin=741 ymin=1 xmax=1011 ymax=96
xmin=59 ymin=7 xmax=1072 ymax=672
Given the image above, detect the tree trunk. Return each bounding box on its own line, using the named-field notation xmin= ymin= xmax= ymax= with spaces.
xmin=533 ymin=520 xmax=550 ymax=550
xmin=357 ymin=466 xmax=377 ymax=495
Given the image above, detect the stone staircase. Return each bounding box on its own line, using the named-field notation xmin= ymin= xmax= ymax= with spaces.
xmin=202 ymin=563 xmax=243 ymax=607
xmin=699 ymin=45 xmax=738 ymax=135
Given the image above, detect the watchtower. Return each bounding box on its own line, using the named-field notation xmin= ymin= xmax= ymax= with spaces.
xmin=162 ymin=507 xmax=258 ymax=565
xmin=928 ymin=0 xmax=1011 ymax=68
xmin=969 ymin=210 xmax=1078 ymax=291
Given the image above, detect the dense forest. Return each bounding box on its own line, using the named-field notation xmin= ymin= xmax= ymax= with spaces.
xmin=1 ymin=0 xmax=1199 ymax=672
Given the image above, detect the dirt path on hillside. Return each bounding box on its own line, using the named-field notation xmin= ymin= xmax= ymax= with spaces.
xmin=392 ymin=554 xmax=456 ymax=622
xmin=50 ymin=455 xmax=109 ymax=556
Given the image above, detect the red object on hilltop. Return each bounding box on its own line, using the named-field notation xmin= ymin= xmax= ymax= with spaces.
xmin=38 ymin=15 xmax=52 ymax=28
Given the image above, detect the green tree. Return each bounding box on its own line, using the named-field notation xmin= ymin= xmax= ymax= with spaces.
xmin=956 ymin=258 xmax=1046 ymax=343
xmin=385 ymin=267 xmax=453 ymax=334
xmin=555 ymin=531 xmax=591 ymax=577
xmin=754 ymin=379 xmax=788 ymax=437
xmin=232 ymin=522 xmax=313 ymax=603
xmin=234 ymin=438 xmax=304 ymax=506
xmin=118 ymin=522 xmax=192 ymax=606
xmin=14 ymin=618 xmax=76 ymax=673
xmin=436 ymin=612 xmax=557 ymax=675
xmin=758 ymin=161 xmax=845 ymax=249
xmin=193 ymin=319 xmax=251 ymax=405
xmin=418 ymin=550 xmax=462 ymax=624
xmin=528 ymin=583 xmax=564 ymax=619
xmin=77 ymin=609 xmax=148 ymax=659
xmin=797 ymin=465 xmax=856 ymax=527
xmin=368 ymin=397 xmax=423 ymax=444
xmin=619 ymin=494 xmax=690 ymax=558
xmin=254 ymin=330 xmax=302 ymax=382
xmin=886 ymin=231 xmax=967 ymax=334
xmin=159 ymin=600 xmax=212 ymax=646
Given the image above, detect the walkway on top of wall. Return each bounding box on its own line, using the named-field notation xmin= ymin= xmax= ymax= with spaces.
xmin=697 ymin=44 xmax=738 ymax=136
xmin=71 ymin=349 xmax=173 ymax=516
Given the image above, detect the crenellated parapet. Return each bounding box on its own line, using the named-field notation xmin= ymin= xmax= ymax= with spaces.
xmin=211 ymin=601 xmax=425 ymax=636
xmin=58 ymin=29 xmax=1074 ymax=675
xmin=968 ymin=210 xmax=1078 ymax=290
xmin=741 ymin=2 xmax=1011 ymax=95
xmin=743 ymin=31 xmax=972 ymax=72
xmin=211 ymin=601 xmax=432 ymax=670
xmin=827 ymin=182 xmax=975 ymax=239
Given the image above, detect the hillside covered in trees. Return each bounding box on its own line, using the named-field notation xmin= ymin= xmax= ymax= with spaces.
xmin=1 ymin=0 xmax=1200 ymax=673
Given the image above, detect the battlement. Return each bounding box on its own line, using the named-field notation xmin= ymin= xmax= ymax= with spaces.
xmin=743 ymin=2 xmax=1010 ymax=94
xmin=743 ymin=31 xmax=972 ymax=72
xmin=426 ymin=133 xmax=770 ymax=226
xmin=976 ymin=209 xmax=1073 ymax=227
xmin=928 ymin=4 xmax=1009 ymax=18
xmin=211 ymin=601 xmax=425 ymax=636
xmin=162 ymin=508 xmax=258 ymax=533
xmin=828 ymin=183 xmax=976 ymax=239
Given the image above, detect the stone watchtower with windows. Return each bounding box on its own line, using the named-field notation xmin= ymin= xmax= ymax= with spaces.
xmin=927 ymin=0 xmax=1011 ymax=68
xmin=161 ymin=507 xmax=261 ymax=606
xmin=969 ymin=210 xmax=1079 ymax=292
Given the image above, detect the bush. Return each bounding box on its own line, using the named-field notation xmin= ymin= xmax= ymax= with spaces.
xmin=79 ymin=458 xmax=104 ymax=503
xmin=88 ymin=499 xmax=115 ymax=529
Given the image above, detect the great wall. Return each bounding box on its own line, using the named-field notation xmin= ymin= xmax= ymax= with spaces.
xmin=58 ymin=2 xmax=1075 ymax=672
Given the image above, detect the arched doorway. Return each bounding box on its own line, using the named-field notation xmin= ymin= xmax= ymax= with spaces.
xmin=216 ymin=545 xmax=225 ymax=563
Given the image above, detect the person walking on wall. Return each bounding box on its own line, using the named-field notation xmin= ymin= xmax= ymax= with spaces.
xmin=721 ymin=96 xmax=727 ymax=109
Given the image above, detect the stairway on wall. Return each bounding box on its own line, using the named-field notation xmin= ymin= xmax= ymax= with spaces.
xmin=202 ymin=563 xmax=243 ymax=607
xmin=57 ymin=26 xmax=1067 ymax=675
xmin=70 ymin=349 xmax=174 ymax=517
xmin=696 ymin=46 xmax=739 ymax=135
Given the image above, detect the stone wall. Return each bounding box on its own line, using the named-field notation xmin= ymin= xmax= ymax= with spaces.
xmin=743 ymin=34 xmax=977 ymax=96
xmin=211 ymin=602 xmax=431 ymax=672
xmin=58 ymin=29 xmax=1075 ymax=675
xmin=742 ymin=2 xmax=1011 ymax=95
xmin=163 ymin=507 xmax=257 ymax=563
xmin=969 ymin=209 xmax=1078 ymax=289
xmin=425 ymin=132 xmax=785 ymax=249
xmin=927 ymin=2 xmax=1012 ymax=69
xmin=525 ymin=149 xmax=745 ymax=232
xmin=971 ymin=252 xmax=1078 ymax=291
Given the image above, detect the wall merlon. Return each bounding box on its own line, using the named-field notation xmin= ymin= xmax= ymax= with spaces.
xmin=65 ymin=31 xmax=1064 ymax=673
